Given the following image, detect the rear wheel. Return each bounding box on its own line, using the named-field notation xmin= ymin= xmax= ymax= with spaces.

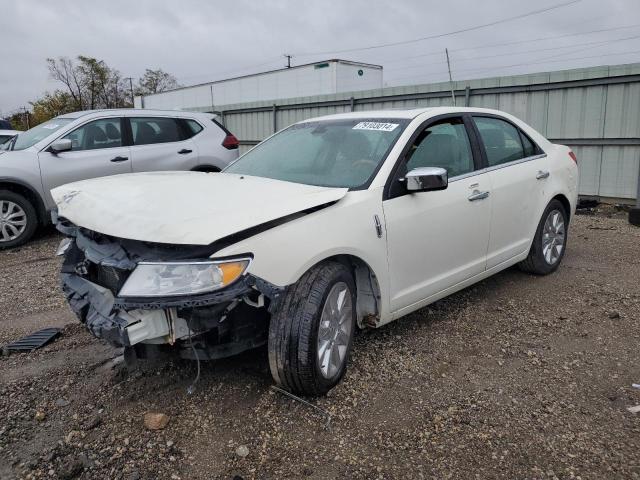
xmin=519 ymin=199 xmax=568 ymax=275
xmin=0 ymin=190 xmax=38 ymax=249
xmin=268 ymin=261 xmax=356 ymax=396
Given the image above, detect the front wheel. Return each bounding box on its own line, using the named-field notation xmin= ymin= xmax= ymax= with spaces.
xmin=0 ymin=190 xmax=38 ymax=249
xmin=268 ymin=261 xmax=356 ymax=396
xmin=519 ymin=199 xmax=568 ymax=275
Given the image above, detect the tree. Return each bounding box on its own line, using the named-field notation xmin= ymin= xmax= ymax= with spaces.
xmin=30 ymin=90 xmax=76 ymax=126
xmin=136 ymin=68 xmax=181 ymax=96
xmin=46 ymin=55 xmax=131 ymax=110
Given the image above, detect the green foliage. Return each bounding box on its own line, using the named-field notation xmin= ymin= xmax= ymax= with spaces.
xmin=136 ymin=68 xmax=182 ymax=96
xmin=23 ymin=56 xmax=181 ymax=126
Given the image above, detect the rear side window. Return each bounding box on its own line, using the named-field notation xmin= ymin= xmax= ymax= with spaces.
xmin=183 ymin=119 xmax=203 ymax=137
xmin=520 ymin=132 xmax=537 ymax=157
xmin=130 ymin=117 xmax=183 ymax=145
xmin=62 ymin=118 xmax=122 ymax=151
xmin=474 ymin=116 xmax=525 ymax=167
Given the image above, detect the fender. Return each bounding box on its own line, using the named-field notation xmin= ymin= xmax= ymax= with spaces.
xmin=0 ymin=176 xmax=48 ymax=224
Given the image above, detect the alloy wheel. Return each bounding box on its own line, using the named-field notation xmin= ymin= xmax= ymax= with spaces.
xmin=0 ymin=200 xmax=27 ymax=243
xmin=317 ymin=281 xmax=353 ymax=379
xmin=542 ymin=209 xmax=565 ymax=265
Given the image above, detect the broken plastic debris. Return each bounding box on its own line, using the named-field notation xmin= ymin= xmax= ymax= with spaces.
xmin=627 ymin=405 xmax=640 ymax=414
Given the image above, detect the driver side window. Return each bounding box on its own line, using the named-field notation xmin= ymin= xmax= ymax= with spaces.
xmin=62 ymin=118 xmax=123 ymax=151
xmin=405 ymin=117 xmax=474 ymax=178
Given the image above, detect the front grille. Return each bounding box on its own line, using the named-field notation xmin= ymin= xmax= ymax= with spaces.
xmin=86 ymin=263 xmax=130 ymax=295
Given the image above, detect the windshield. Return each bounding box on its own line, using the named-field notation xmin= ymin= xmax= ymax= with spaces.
xmin=11 ymin=118 xmax=74 ymax=151
xmin=224 ymin=118 xmax=409 ymax=188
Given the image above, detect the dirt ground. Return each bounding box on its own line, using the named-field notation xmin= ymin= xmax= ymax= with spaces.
xmin=1 ymin=212 xmax=639 ymax=480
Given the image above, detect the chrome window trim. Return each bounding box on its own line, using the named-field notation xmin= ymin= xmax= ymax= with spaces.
xmin=448 ymin=153 xmax=547 ymax=183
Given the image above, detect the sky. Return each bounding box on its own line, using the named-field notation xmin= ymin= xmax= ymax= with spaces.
xmin=1 ymin=0 xmax=639 ymax=116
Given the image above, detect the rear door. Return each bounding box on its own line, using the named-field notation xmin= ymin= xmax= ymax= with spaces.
xmin=127 ymin=116 xmax=198 ymax=172
xmin=472 ymin=115 xmax=549 ymax=269
xmin=383 ymin=115 xmax=493 ymax=314
xmin=39 ymin=117 xmax=131 ymax=204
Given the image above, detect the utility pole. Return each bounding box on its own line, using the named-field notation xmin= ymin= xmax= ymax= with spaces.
xmin=445 ymin=48 xmax=456 ymax=106
xmin=283 ymin=54 xmax=292 ymax=68
xmin=22 ymin=107 xmax=29 ymax=130
xmin=124 ymin=77 xmax=134 ymax=106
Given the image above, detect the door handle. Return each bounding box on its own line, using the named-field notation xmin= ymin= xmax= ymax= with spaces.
xmin=178 ymin=149 xmax=192 ymax=154
xmin=468 ymin=190 xmax=490 ymax=202
xmin=110 ymin=156 xmax=129 ymax=162
xmin=536 ymin=170 xmax=550 ymax=180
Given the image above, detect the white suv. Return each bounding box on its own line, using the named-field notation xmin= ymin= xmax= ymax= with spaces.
xmin=0 ymin=109 xmax=239 ymax=248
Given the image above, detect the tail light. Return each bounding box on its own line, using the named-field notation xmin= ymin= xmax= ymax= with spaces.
xmin=568 ymin=150 xmax=577 ymax=164
xmin=222 ymin=134 xmax=239 ymax=150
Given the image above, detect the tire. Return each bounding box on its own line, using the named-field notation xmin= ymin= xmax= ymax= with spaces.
xmin=629 ymin=207 xmax=640 ymax=227
xmin=268 ymin=261 xmax=356 ymax=396
xmin=0 ymin=190 xmax=38 ymax=249
xmin=519 ymin=199 xmax=568 ymax=275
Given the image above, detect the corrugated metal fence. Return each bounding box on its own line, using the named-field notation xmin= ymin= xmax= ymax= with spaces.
xmin=196 ymin=63 xmax=640 ymax=201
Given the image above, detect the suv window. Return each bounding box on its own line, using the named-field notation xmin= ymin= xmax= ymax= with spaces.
xmin=474 ymin=116 xmax=526 ymax=167
xmin=62 ymin=118 xmax=122 ymax=151
xmin=131 ymin=117 xmax=183 ymax=145
xmin=182 ymin=119 xmax=203 ymax=137
xmin=404 ymin=117 xmax=474 ymax=178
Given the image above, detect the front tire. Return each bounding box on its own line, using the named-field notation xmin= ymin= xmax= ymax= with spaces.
xmin=519 ymin=199 xmax=568 ymax=275
xmin=0 ymin=190 xmax=38 ymax=249
xmin=268 ymin=261 xmax=356 ymax=396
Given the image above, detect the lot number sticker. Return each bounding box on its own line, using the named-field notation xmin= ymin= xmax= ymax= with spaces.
xmin=353 ymin=122 xmax=399 ymax=132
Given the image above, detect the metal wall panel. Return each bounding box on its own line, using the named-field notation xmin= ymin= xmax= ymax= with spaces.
xmin=154 ymin=64 xmax=640 ymax=201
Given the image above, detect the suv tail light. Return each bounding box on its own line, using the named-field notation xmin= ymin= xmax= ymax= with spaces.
xmin=222 ymin=133 xmax=239 ymax=150
xmin=568 ymin=150 xmax=577 ymax=164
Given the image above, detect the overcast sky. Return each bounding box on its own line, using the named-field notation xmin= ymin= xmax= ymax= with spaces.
xmin=1 ymin=0 xmax=639 ymax=116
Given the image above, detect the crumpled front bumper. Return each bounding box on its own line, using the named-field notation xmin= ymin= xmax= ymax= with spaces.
xmin=57 ymin=217 xmax=282 ymax=351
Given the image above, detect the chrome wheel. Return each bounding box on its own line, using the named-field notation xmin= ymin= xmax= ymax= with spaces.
xmin=542 ymin=209 xmax=565 ymax=265
xmin=317 ymin=281 xmax=353 ymax=379
xmin=0 ymin=200 xmax=27 ymax=243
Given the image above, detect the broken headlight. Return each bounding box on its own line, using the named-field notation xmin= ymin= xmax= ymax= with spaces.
xmin=118 ymin=258 xmax=251 ymax=297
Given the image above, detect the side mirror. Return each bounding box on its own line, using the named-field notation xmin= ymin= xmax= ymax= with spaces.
xmin=48 ymin=139 xmax=72 ymax=154
xmin=404 ymin=167 xmax=448 ymax=192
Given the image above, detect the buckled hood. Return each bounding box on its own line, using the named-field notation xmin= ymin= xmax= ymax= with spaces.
xmin=52 ymin=171 xmax=348 ymax=245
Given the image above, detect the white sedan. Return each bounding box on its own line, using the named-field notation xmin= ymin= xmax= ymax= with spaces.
xmin=53 ymin=107 xmax=578 ymax=396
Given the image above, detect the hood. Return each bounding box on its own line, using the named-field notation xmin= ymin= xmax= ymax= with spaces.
xmin=52 ymin=171 xmax=348 ymax=245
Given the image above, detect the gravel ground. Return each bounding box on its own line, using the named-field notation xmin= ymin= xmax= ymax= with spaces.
xmin=1 ymin=213 xmax=639 ymax=480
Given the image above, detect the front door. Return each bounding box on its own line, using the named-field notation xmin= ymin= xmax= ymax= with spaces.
xmin=383 ymin=116 xmax=492 ymax=313
xmin=39 ymin=117 xmax=131 ymax=206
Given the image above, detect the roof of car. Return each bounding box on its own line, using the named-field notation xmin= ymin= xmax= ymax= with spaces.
xmin=0 ymin=129 xmax=20 ymax=135
xmin=56 ymin=109 xmax=214 ymax=120
xmin=302 ymin=106 xmax=509 ymax=122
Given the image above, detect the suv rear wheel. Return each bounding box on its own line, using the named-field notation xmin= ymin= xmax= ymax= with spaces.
xmin=0 ymin=190 xmax=38 ymax=249
xmin=268 ymin=261 xmax=356 ymax=396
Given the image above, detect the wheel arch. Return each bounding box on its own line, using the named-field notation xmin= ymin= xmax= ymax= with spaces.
xmin=191 ymin=165 xmax=220 ymax=173
xmin=0 ymin=179 xmax=47 ymax=225
xmin=551 ymin=193 xmax=572 ymax=223
xmin=304 ymin=254 xmax=382 ymax=329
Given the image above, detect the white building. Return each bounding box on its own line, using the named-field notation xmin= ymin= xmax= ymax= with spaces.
xmin=134 ymin=59 xmax=383 ymax=111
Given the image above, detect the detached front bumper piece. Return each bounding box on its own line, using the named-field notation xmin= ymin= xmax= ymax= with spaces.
xmin=57 ymin=219 xmax=282 ymax=360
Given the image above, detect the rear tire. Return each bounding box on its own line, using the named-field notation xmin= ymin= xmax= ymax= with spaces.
xmin=519 ymin=199 xmax=568 ymax=275
xmin=268 ymin=261 xmax=356 ymax=396
xmin=0 ymin=190 xmax=38 ymax=249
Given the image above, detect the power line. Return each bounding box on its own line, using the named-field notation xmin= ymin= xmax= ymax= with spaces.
xmin=384 ymin=32 xmax=640 ymax=74
xmin=380 ymin=23 xmax=640 ymax=65
xmin=389 ymin=48 xmax=640 ymax=84
xmin=294 ymin=0 xmax=582 ymax=56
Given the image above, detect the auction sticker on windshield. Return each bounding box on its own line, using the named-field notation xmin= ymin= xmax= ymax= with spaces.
xmin=352 ymin=122 xmax=399 ymax=132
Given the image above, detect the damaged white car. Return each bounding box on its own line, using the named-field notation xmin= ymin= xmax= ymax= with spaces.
xmin=53 ymin=107 xmax=578 ymax=396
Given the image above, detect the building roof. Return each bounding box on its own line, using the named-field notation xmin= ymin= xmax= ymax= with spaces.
xmin=138 ymin=59 xmax=384 ymax=97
